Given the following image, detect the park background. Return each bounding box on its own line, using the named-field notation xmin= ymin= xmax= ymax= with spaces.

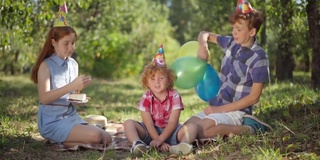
xmin=0 ymin=0 xmax=319 ymax=159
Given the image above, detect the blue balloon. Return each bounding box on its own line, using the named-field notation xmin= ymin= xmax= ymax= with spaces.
xmin=195 ymin=64 xmax=220 ymax=102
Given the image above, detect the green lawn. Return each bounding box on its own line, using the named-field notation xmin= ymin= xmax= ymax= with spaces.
xmin=0 ymin=73 xmax=319 ymax=159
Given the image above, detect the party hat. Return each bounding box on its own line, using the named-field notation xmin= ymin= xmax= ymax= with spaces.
xmin=53 ymin=2 xmax=69 ymax=27
xmin=236 ymin=0 xmax=253 ymax=14
xmin=152 ymin=44 xmax=166 ymax=66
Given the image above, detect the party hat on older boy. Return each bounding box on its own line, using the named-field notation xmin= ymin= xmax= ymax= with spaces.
xmin=53 ymin=2 xmax=69 ymax=27
xmin=152 ymin=44 xmax=166 ymax=66
xmin=236 ymin=0 xmax=253 ymax=14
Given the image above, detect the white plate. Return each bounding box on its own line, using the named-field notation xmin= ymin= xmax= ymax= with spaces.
xmin=69 ymin=99 xmax=89 ymax=103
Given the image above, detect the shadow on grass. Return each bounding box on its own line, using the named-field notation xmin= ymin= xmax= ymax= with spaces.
xmin=255 ymin=101 xmax=320 ymax=155
xmin=0 ymin=134 xmax=126 ymax=159
xmin=1 ymin=74 xmax=319 ymax=159
xmin=0 ymin=78 xmax=38 ymax=122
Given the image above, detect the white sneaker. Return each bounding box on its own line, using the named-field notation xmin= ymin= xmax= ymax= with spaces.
xmin=130 ymin=140 xmax=148 ymax=157
xmin=169 ymin=142 xmax=193 ymax=155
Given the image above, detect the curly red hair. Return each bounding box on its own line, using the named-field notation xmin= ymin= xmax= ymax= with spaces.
xmin=140 ymin=63 xmax=176 ymax=90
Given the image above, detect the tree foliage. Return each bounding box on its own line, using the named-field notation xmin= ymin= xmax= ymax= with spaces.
xmin=0 ymin=0 xmax=319 ymax=87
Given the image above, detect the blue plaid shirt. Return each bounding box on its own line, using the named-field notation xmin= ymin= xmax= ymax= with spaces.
xmin=209 ymin=36 xmax=270 ymax=114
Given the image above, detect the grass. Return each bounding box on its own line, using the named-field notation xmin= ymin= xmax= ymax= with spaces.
xmin=0 ymin=73 xmax=319 ymax=160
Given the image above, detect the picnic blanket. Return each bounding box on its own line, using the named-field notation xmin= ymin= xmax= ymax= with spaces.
xmin=51 ymin=122 xmax=217 ymax=151
xmin=105 ymin=122 xmax=131 ymax=151
xmin=104 ymin=123 xmax=218 ymax=150
xmin=49 ymin=122 xmax=130 ymax=151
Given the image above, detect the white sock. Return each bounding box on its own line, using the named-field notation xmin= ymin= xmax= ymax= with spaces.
xmin=247 ymin=126 xmax=255 ymax=134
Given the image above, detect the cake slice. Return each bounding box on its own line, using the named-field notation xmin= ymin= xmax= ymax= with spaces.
xmin=69 ymin=93 xmax=86 ymax=101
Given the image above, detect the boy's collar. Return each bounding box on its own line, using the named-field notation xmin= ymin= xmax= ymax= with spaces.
xmin=149 ymin=90 xmax=169 ymax=102
xmin=241 ymin=36 xmax=258 ymax=49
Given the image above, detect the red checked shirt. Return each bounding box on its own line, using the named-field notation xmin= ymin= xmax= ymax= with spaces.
xmin=137 ymin=90 xmax=184 ymax=128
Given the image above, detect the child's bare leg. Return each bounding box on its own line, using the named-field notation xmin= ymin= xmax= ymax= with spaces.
xmin=170 ymin=123 xmax=197 ymax=155
xmin=184 ymin=116 xmax=201 ymax=124
xmin=205 ymin=124 xmax=250 ymax=138
xmin=101 ymin=129 xmax=113 ymax=147
xmin=177 ymin=123 xmax=198 ymax=143
xmin=64 ymin=124 xmax=112 ymax=147
xmin=184 ymin=116 xmax=249 ymax=138
xmin=123 ymin=119 xmax=146 ymax=143
xmin=193 ymin=118 xmax=217 ymax=138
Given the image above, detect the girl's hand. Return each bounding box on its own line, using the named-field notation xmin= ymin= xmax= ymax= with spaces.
xmin=71 ymin=75 xmax=92 ymax=91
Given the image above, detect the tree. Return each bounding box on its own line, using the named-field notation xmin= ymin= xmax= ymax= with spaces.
xmin=0 ymin=0 xmax=179 ymax=78
xmin=274 ymin=0 xmax=295 ymax=80
xmin=167 ymin=0 xmax=199 ymax=44
xmin=0 ymin=1 xmax=36 ymax=74
xmin=0 ymin=1 xmax=59 ymax=75
xmin=306 ymin=0 xmax=320 ymax=89
xmin=69 ymin=0 xmax=179 ymax=78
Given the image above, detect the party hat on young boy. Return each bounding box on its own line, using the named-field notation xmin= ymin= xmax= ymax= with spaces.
xmin=53 ymin=2 xmax=69 ymax=27
xmin=152 ymin=44 xmax=166 ymax=66
xmin=236 ymin=0 xmax=253 ymax=14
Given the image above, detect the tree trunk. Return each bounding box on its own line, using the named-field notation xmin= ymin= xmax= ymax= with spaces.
xmin=275 ymin=0 xmax=294 ymax=80
xmin=306 ymin=0 xmax=320 ymax=89
xmin=10 ymin=50 xmax=19 ymax=75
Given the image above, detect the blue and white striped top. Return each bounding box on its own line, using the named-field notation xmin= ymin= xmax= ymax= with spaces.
xmin=209 ymin=36 xmax=270 ymax=114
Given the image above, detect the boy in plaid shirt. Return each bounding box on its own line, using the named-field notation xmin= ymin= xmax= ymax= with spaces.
xmin=184 ymin=0 xmax=272 ymax=139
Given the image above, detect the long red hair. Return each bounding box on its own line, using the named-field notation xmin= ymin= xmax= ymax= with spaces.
xmin=30 ymin=26 xmax=77 ymax=84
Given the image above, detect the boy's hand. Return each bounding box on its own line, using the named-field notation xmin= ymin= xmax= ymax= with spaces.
xmin=197 ymin=31 xmax=210 ymax=61
xmin=159 ymin=143 xmax=170 ymax=151
xmin=203 ymin=106 xmax=221 ymax=114
xmin=197 ymin=42 xmax=209 ymax=61
xmin=150 ymin=139 xmax=163 ymax=148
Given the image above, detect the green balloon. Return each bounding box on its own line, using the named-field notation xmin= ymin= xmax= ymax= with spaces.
xmin=170 ymin=56 xmax=207 ymax=89
xmin=178 ymin=41 xmax=199 ymax=57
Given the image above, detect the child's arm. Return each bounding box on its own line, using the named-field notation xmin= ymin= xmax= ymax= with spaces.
xmin=147 ymin=109 xmax=181 ymax=148
xmin=37 ymin=61 xmax=92 ymax=105
xmin=203 ymin=83 xmax=264 ymax=114
xmin=141 ymin=111 xmax=159 ymax=140
xmin=197 ymin=31 xmax=219 ymax=61
xmin=157 ymin=109 xmax=181 ymax=143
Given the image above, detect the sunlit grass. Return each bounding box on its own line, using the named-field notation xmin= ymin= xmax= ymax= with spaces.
xmin=0 ymin=73 xmax=319 ymax=159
